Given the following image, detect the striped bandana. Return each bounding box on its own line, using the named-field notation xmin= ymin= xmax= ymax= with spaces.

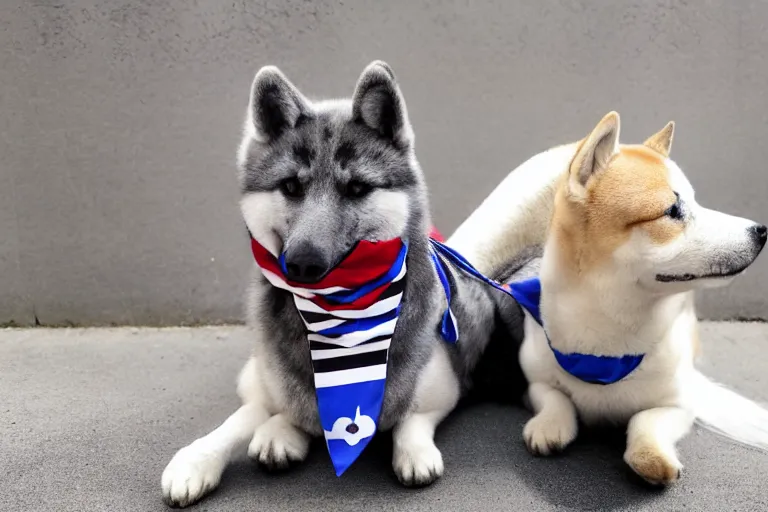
xmin=250 ymin=236 xmax=411 ymax=476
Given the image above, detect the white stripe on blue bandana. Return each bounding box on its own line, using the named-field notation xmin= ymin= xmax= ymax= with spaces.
xmin=314 ymin=365 xmax=389 ymax=388
xmin=260 ymin=267 xmax=350 ymax=297
xmin=310 ymin=339 xmax=392 ymax=360
xmin=294 ymin=289 xmax=405 ymax=318
xmin=307 ymin=317 xmax=399 ymax=348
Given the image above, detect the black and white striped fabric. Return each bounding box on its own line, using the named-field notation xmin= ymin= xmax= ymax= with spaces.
xmin=295 ymin=260 xmax=407 ymax=388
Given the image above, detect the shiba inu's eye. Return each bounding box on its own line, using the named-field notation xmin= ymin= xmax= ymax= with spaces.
xmin=665 ymin=193 xmax=683 ymax=220
xmin=345 ymin=180 xmax=372 ymax=199
xmin=280 ymin=177 xmax=304 ymax=198
xmin=665 ymin=204 xmax=682 ymax=220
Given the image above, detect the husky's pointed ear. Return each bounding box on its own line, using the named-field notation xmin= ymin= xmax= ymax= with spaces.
xmin=644 ymin=121 xmax=675 ymax=157
xmin=248 ymin=66 xmax=309 ymax=142
xmin=352 ymin=61 xmax=414 ymax=148
xmin=568 ymin=111 xmax=620 ymax=199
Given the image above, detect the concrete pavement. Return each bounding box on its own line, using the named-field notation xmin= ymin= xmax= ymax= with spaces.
xmin=2 ymin=324 xmax=767 ymax=511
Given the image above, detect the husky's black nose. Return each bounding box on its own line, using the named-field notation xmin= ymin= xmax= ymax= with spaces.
xmin=283 ymin=242 xmax=332 ymax=283
xmin=749 ymin=224 xmax=767 ymax=247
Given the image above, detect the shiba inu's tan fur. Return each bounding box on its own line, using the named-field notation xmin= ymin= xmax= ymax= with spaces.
xmin=450 ymin=112 xmax=768 ymax=486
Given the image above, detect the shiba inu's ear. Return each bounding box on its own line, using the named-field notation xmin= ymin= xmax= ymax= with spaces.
xmin=249 ymin=66 xmax=309 ymax=142
xmin=568 ymin=111 xmax=620 ymax=199
xmin=352 ymin=61 xmax=414 ymax=148
xmin=644 ymin=121 xmax=675 ymax=157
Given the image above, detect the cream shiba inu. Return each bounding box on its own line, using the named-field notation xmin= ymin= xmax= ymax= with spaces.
xmin=450 ymin=112 xmax=768 ymax=485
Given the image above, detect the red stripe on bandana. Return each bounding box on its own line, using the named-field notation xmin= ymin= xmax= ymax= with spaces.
xmin=428 ymin=226 xmax=444 ymax=242
xmin=250 ymin=237 xmax=404 ymax=291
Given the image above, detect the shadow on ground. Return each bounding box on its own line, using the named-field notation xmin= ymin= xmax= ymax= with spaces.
xmin=205 ymin=405 xmax=666 ymax=512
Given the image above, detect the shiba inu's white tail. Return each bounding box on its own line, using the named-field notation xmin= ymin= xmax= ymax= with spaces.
xmin=688 ymin=370 xmax=768 ymax=452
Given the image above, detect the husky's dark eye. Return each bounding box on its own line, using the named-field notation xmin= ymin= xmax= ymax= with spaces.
xmin=280 ymin=177 xmax=304 ymax=198
xmin=345 ymin=180 xmax=372 ymax=199
xmin=293 ymin=145 xmax=312 ymax=167
xmin=665 ymin=193 xmax=683 ymax=220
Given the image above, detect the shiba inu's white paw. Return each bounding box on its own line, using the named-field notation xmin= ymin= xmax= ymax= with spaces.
xmin=523 ymin=382 xmax=578 ymax=456
xmin=161 ymin=443 xmax=225 ymax=508
xmin=393 ymin=439 xmax=444 ymax=486
xmin=523 ymin=412 xmax=578 ymax=456
xmin=248 ymin=414 xmax=310 ymax=470
xmin=624 ymin=443 xmax=683 ymax=486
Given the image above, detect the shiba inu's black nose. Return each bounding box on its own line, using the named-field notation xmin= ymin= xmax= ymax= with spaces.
xmin=284 ymin=242 xmax=332 ymax=283
xmin=749 ymin=224 xmax=767 ymax=246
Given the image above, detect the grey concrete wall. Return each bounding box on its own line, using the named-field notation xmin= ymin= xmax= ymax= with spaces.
xmin=2 ymin=0 xmax=767 ymax=326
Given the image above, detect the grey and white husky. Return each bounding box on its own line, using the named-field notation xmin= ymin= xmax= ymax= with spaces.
xmin=161 ymin=61 xmax=526 ymax=507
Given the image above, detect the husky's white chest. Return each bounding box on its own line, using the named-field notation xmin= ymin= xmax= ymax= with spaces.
xmin=519 ymin=314 xmax=690 ymax=425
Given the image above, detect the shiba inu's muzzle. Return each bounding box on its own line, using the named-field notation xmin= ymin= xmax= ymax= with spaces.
xmin=655 ymin=222 xmax=767 ymax=284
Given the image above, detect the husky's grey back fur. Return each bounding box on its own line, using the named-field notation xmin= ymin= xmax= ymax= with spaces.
xmin=237 ymin=61 xmax=526 ymax=435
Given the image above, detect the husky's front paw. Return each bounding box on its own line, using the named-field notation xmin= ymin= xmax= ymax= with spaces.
xmin=523 ymin=412 xmax=578 ymax=456
xmin=248 ymin=414 xmax=310 ymax=471
xmin=161 ymin=443 xmax=225 ymax=508
xmin=393 ymin=440 xmax=444 ymax=487
xmin=625 ymin=443 xmax=682 ymax=486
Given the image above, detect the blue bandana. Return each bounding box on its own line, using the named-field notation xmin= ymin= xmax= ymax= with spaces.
xmin=252 ymin=236 xmax=458 ymax=476
xmin=428 ymin=241 xmax=645 ymax=385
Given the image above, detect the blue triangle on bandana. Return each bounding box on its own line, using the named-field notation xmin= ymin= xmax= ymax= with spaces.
xmin=315 ymin=380 xmax=385 ymax=476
